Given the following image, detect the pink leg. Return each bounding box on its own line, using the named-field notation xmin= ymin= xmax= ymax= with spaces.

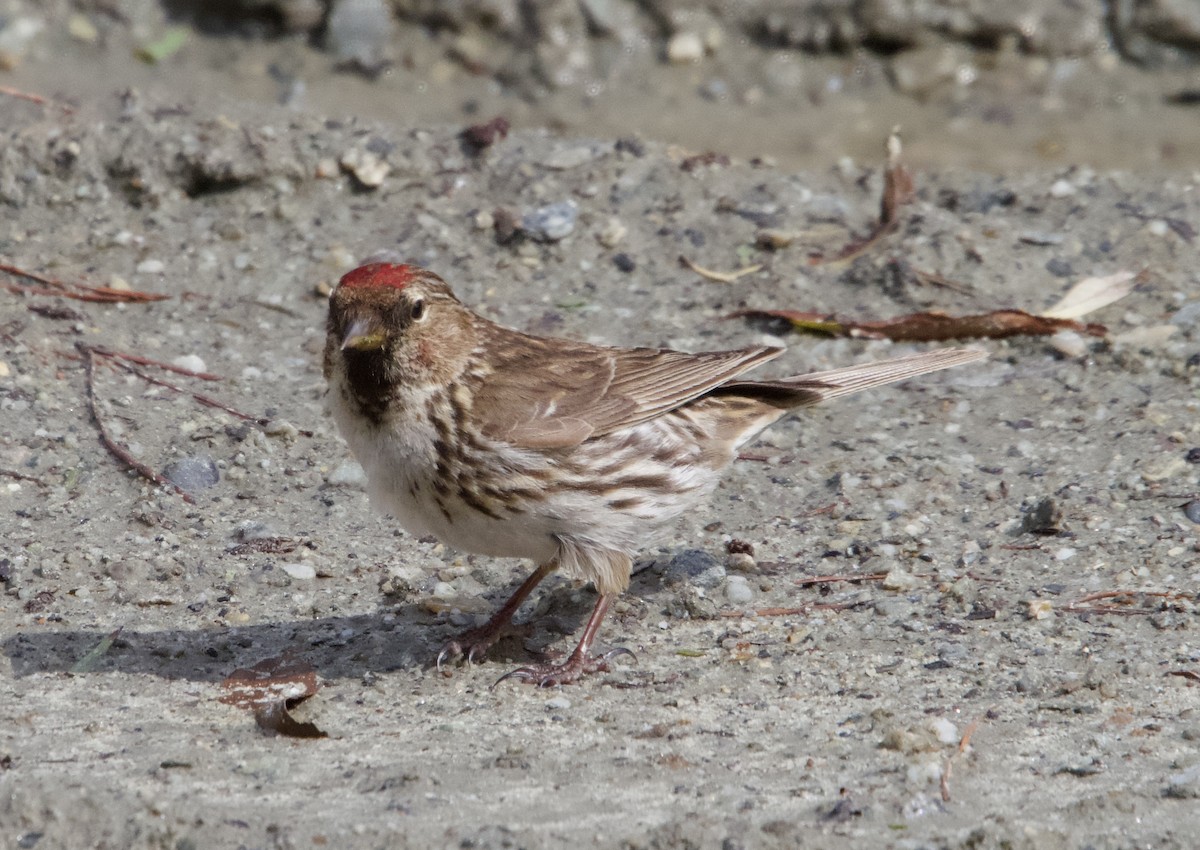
xmin=492 ymin=593 xmax=635 ymax=687
xmin=436 ymin=560 xmax=556 ymax=670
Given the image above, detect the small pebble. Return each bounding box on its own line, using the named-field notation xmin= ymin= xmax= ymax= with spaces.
xmin=724 ymin=575 xmax=754 ymax=604
xmin=545 ymin=696 xmax=571 ymax=711
xmin=1049 ymin=329 xmax=1087 ymax=358
xmin=726 ymin=552 xmax=756 ymax=572
xmin=667 ymin=31 xmax=704 ymax=63
xmin=68 ymin=13 xmax=98 ymax=43
xmin=927 ymin=716 xmax=959 ymax=745
xmin=264 ymin=420 xmax=299 ymax=440
xmin=882 ymin=568 xmax=920 ymax=592
xmin=325 ymin=0 xmax=393 ymax=72
xmin=597 ymin=217 xmax=627 ymax=248
xmin=1027 ymin=599 xmax=1053 ymax=620
xmin=1165 ymin=764 xmax=1200 ymax=799
xmin=281 ymin=563 xmax=316 ymax=581
xmin=612 ymin=253 xmax=636 ymax=273
xmin=171 ymin=354 xmax=207 ymax=374
xmin=163 ymin=455 xmax=220 ymax=493
xmin=1146 ymin=219 xmax=1170 ymax=237
xmin=136 ymin=259 xmax=165 ymax=274
xmin=340 ymin=148 xmax=390 ymax=188
xmin=663 ymin=549 xmax=725 ymax=589
xmin=327 ymin=459 xmax=367 ymax=487
xmin=1184 ymin=501 xmax=1200 ymax=525
xmin=1048 ymin=179 xmax=1075 ymax=198
xmin=522 ymin=201 xmax=578 ymax=242
xmin=540 ymin=147 xmax=597 ymax=170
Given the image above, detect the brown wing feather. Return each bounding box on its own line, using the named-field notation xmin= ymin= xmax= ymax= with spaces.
xmin=716 ymin=348 xmax=987 ymax=408
xmin=470 ymin=323 xmax=782 ymax=449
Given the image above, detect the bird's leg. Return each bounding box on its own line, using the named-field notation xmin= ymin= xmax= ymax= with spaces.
xmin=492 ymin=593 xmax=635 ymax=687
xmin=436 ymin=559 xmax=556 ymax=670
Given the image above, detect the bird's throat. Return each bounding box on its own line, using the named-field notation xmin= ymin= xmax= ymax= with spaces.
xmin=343 ymin=352 xmax=395 ymax=424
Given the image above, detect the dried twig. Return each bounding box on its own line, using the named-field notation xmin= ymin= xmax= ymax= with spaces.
xmin=1 ymin=262 xmax=167 ymax=303
xmin=679 ymin=255 xmax=763 ymax=283
xmin=810 ymin=128 xmax=911 ymax=267
xmin=78 ymin=343 xmax=194 ymax=504
xmin=0 ymin=468 xmax=45 ymax=486
xmin=941 ymin=717 xmax=982 ymax=802
xmin=718 ymin=600 xmax=867 ymax=618
xmin=109 ymin=359 xmax=265 ymax=422
xmin=794 ymin=572 xmax=888 ymax=588
xmin=1062 ymin=589 xmax=1190 ymax=617
xmin=0 ymin=85 xmax=73 ymax=112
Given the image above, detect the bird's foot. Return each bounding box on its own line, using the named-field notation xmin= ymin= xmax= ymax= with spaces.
xmin=492 ymin=646 xmax=636 ymax=688
xmin=436 ymin=621 xmax=532 ymax=671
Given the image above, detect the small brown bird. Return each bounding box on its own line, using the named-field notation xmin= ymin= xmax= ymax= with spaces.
xmin=324 ymin=262 xmax=984 ymax=685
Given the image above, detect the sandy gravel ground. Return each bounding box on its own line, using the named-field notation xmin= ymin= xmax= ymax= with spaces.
xmin=2 ymin=5 xmax=1200 ymax=850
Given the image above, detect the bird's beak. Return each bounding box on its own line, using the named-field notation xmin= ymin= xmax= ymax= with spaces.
xmin=341 ymin=318 xmax=386 ymax=352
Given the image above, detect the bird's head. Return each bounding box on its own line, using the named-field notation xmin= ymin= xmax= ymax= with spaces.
xmin=324 ymin=263 xmax=477 ymax=399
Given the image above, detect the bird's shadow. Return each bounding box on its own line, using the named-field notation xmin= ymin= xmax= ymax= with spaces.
xmin=2 ymin=568 xmax=668 ymax=683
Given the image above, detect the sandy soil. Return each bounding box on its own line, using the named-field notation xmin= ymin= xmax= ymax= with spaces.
xmin=2 ymin=5 xmax=1200 ymax=850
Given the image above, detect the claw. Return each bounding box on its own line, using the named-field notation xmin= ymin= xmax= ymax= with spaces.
xmin=435 ymin=641 xmax=465 ymax=673
xmin=490 ymin=645 xmax=635 ymax=689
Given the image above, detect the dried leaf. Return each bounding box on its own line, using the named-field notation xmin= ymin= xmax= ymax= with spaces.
xmin=1041 ymin=271 xmax=1135 ymax=320
xmin=219 ymin=654 xmax=327 ymax=739
xmin=69 ymin=628 xmax=122 ymax=674
xmin=732 ymin=307 xmax=1106 ymax=342
xmin=136 ymin=27 xmax=188 ymax=63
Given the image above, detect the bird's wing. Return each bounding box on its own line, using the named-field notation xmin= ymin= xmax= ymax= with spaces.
xmin=469 ymin=328 xmax=782 ymax=449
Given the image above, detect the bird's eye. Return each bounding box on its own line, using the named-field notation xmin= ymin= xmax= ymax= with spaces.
xmin=410 ymin=298 xmax=427 ymax=321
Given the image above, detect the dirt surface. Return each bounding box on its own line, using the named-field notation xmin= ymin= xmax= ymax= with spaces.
xmin=3 ymin=4 xmax=1200 ymax=850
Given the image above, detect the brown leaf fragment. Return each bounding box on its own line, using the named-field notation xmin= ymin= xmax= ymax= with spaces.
xmin=219 ymin=653 xmax=318 ymax=708
xmin=731 ymin=307 xmax=1106 ymax=342
xmin=1167 ymin=670 xmax=1200 ymax=683
xmin=219 ymin=653 xmax=327 ymax=739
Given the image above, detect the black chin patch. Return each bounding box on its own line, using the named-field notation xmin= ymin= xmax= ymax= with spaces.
xmin=343 ymin=351 xmax=393 ymax=424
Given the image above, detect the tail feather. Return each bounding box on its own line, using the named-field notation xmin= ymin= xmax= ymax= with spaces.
xmin=718 ymin=348 xmax=986 ymax=408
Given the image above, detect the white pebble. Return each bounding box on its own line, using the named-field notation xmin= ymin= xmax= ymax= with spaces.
xmin=327 ymin=459 xmax=367 ymax=487
xmin=1055 ymin=547 xmax=1077 ymax=561
xmin=545 ymin=696 xmax=571 ymax=711
xmin=136 ymin=259 xmax=165 ymax=274
xmin=171 ymin=354 xmax=207 ymax=374
xmin=1146 ymin=219 xmax=1169 ymax=237
xmin=666 ymin=31 xmax=704 ymax=63
xmin=432 ymin=581 xmax=457 ymax=599
xmin=281 ymin=563 xmax=316 ymax=581
xmin=928 ymin=716 xmax=959 ymax=745
xmin=882 ymin=568 xmax=920 ymax=591
xmin=1048 ymin=179 xmax=1075 ymax=198
xmin=1049 ymin=329 xmax=1087 ymax=358
xmin=725 ymin=575 xmax=754 ymax=604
